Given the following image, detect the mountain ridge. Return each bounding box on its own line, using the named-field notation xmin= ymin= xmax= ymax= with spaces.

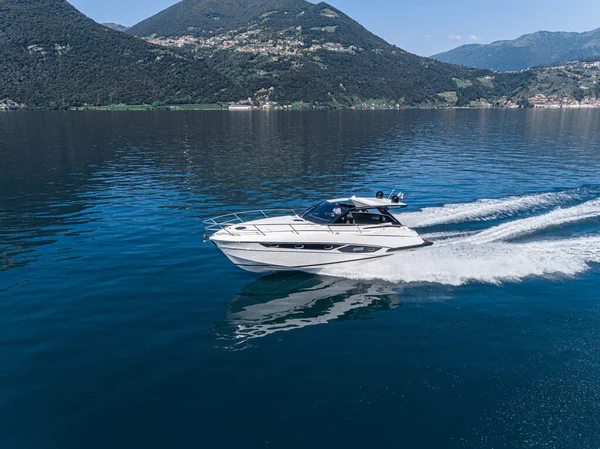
xmin=102 ymin=22 xmax=129 ymax=32
xmin=128 ymin=0 xmax=308 ymax=38
xmin=432 ymin=28 xmax=600 ymax=72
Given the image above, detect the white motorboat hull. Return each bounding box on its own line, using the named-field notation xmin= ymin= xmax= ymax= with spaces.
xmin=211 ymin=238 xmax=430 ymax=273
xmin=216 ymin=243 xmax=393 ymax=273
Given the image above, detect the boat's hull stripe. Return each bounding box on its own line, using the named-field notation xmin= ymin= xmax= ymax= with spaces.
xmin=233 ymin=253 xmax=394 ymax=270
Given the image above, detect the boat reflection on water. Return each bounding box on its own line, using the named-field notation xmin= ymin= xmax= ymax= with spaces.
xmin=214 ymin=273 xmax=401 ymax=348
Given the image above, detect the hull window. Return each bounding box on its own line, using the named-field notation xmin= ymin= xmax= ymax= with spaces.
xmin=259 ymin=243 xmax=342 ymax=251
xmin=338 ymin=245 xmax=382 ymax=253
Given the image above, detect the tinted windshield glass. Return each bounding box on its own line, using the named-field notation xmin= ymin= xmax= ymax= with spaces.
xmin=302 ymin=202 xmax=352 ymax=224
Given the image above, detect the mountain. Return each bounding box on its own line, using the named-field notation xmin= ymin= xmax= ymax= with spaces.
xmin=102 ymin=22 xmax=129 ymax=32
xmin=128 ymin=0 xmax=512 ymax=107
xmin=0 ymin=0 xmax=237 ymax=109
xmin=432 ymin=28 xmax=600 ymax=72
xmin=128 ymin=0 xmax=306 ymax=38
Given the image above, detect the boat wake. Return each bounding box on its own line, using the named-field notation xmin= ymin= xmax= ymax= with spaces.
xmin=399 ymin=190 xmax=580 ymax=227
xmin=461 ymin=198 xmax=600 ymax=244
xmin=321 ymin=188 xmax=600 ymax=286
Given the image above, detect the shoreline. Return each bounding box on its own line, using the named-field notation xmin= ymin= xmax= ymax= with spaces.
xmin=5 ymin=101 xmax=600 ymax=112
xmin=6 ymin=105 xmax=600 ymax=112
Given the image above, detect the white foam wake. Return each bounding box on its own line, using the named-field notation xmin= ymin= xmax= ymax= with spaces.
xmin=462 ymin=198 xmax=600 ymax=244
xmin=320 ymin=236 xmax=600 ymax=286
xmin=399 ymin=191 xmax=576 ymax=228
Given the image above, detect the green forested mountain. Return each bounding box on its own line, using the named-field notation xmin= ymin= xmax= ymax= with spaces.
xmin=0 ymin=0 xmax=238 ymax=108
xmin=128 ymin=0 xmax=306 ymax=37
xmin=432 ymin=28 xmax=600 ymax=72
xmin=128 ymin=0 xmax=514 ymax=106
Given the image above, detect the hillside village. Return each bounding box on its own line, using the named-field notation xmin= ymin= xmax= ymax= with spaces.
xmin=147 ymin=27 xmax=360 ymax=57
xmin=519 ymin=60 xmax=600 ymax=108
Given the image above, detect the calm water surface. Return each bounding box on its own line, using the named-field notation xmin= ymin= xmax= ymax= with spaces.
xmin=1 ymin=110 xmax=599 ymax=449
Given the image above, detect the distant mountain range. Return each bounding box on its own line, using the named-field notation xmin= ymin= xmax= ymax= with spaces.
xmin=102 ymin=23 xmax=129 ymax=32
xmin=1 ymin=0 xmax=599 ymax=109
xmin=433 ymin=28 xmax=600 ymax=72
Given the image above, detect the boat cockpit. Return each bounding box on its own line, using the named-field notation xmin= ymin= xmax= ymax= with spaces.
xmin=301 ymin=199 xmax=403 ymax=226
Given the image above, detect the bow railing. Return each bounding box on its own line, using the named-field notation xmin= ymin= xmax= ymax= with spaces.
xmin=203 ymin=209 xmax=401 ymax=238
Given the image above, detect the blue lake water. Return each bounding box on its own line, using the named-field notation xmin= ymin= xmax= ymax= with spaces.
xmin=1 ymin=110 xmax=599 ymax=448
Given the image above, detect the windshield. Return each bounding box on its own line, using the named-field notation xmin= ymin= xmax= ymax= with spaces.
xmin=301 ymin=202 xmax=353 ymax=224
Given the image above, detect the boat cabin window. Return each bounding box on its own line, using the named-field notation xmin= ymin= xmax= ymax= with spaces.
xmin=301 ymin=202 xmax=354 ymax=224
xmin=336 ymin=211 xmax=400 ymax=226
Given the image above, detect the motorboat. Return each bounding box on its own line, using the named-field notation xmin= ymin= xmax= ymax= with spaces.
xmin=203 ymin=191 xmax=433 ymax=273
